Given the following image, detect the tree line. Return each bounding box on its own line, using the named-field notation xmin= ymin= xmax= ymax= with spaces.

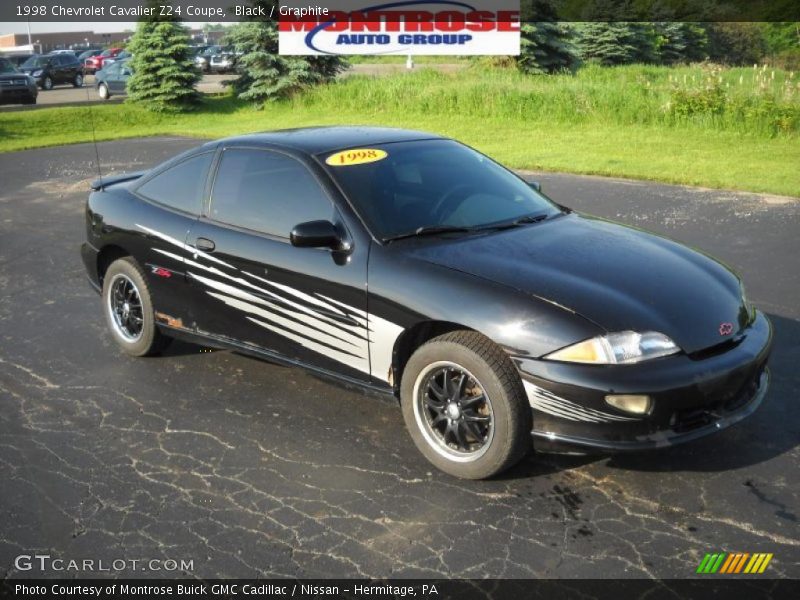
xmin=123 ymin=0 xmax=798 ymax=111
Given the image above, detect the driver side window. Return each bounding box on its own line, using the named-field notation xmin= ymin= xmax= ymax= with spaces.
xmin=209 ymin=148 xmax=333 ymax=238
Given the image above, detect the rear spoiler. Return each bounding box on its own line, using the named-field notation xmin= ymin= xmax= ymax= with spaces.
xmin=90 ymin=170 xmax=147 ymax=191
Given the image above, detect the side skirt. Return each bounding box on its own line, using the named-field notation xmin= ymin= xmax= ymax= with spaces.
xmin=156 ymin=323 xmax=396 ymax=401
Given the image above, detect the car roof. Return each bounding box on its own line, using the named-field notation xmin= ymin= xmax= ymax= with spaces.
xmin=217 ymin=126 xmax=444 ymax=155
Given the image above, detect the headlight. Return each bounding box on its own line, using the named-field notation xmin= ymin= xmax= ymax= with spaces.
xmin=545 ymin=331 xmax=680 ymax=364
xmin=32 ymin=70 xmax=42 ymax=77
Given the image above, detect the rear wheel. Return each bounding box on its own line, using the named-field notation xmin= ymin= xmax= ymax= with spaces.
xmin=97 ymin=83 xmax=109 ymax=100
xmin=102 ymin=257 xmax=170 ymax=356
xmin=400 ymin=331 xmax=531 ymax=479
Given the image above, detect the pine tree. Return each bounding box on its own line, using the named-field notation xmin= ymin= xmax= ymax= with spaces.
xmin=655 ymin=22 xmax=707 ymax=64
xmin=516 ymin=1 xmax=579 ymax=74
xmin=576 ymin=23 xmax=638 ymax=65
xmin=225 ymin=1 xmax=347 ymax=104
xmin=518 ymin=22 xmax=579 ymax=74
xmin=126 ymin=1 xmax=201 ymax=111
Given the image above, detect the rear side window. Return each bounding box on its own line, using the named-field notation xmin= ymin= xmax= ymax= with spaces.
xmin=209 ymin=148 xmax=332 ymax=238
xmin=136 ymin=152 xmax=213 ymax=215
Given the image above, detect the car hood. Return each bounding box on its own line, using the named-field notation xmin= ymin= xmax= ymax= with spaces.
xmin=404 ymin=213 xmax=750 ymax=355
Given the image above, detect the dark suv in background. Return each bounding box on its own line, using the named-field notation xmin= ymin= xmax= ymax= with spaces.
xmin=0 ymin=57 xmax=37 ymax=104
xmin=19 ymin=53 xmax=84 ymax=90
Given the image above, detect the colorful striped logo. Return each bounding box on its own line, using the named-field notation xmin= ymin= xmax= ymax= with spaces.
xmin=696 ymin=552 xmax=773 ymax=574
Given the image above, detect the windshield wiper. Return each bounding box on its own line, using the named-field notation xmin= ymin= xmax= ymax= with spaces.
xmin=480 ymin=212 xmax=551 ymax=231
xmin=383 ymin=225 xmax=475 ymax=243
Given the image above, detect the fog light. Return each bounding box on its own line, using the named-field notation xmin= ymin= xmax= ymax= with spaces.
xmin=605 ymin=394 xmax=652 ymax=415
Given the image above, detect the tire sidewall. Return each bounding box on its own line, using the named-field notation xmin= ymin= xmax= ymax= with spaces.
xmin=98 ymin=83 xmax=109 ymax=99
xmin=42 ymin=77 xmax=53 ymax=90
xmin=102 ymin=258 xmax=158 ymax=356
xmin=401 ymin=338 xmax=528 ymax=479
xmin=74 ymin=74 xmax=83 ymax=87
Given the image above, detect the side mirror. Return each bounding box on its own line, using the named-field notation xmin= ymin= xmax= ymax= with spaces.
xmin=528 ymin=181 xmax=542 ymax=192
xmin=290 ymin=220 xmax=346 ymax=251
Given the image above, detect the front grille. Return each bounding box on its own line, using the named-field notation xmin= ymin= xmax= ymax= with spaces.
xmin=0 ymin=79 xmax=27 ymax=87
xmin=671 ymin=368 xmax=762 ymax=433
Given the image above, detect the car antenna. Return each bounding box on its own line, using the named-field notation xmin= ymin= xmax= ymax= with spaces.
xmin=85 ymin=79 xmax=103 ymax=185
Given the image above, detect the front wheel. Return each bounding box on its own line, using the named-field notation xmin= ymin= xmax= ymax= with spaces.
xmin=400 ymin=331 xmax=531 ymax=479
xmin=102 ymin=257 xmax=170 ymax=356
xmin=97 ymin=83 xmax=109 ymax=100
xmin=73 ymin=73 xmax=83 ymax=87
xmin=41 ymin=76 xmax=53 ymax=90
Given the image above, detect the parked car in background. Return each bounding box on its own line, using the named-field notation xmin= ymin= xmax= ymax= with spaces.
xmin=50 ymin=49 xmax=77 ymax=56
xmin=0 ymin=57 xmax=37 ymax=105
xmin=4 ymin=54 xmax=34 ymax=68
xmin=194 ymin=45 xmax=220 ymax=72
xmin=84 ymin=48 xmax=123 ymax=74
xmin=77 ymin=48 xmax=103 ymax=63
xmin=103 ymin=50 xmax=132 ymax=68
xmin=19 ymin=53 xmax=84 ymax=90
xmin=96 ymin=59 xmax=132 ymax=100
xmin=209 ymin=49 xmax=240 ymax=73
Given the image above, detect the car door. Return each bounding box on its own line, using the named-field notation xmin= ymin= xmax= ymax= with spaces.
xmin=108 ymin=63 xmax=126 ymax=94
xmin=186 ymin=146 xmax=372 ymax=382
xmin=66 ymin=55 xmax=80 ymax=80
xmin=117 ymin=63 xmax=132 ymax=95
xmin=53 ymin=55 xmax=67 ymax=84
xmin=129 ymin=150 xmax=215 ymax=326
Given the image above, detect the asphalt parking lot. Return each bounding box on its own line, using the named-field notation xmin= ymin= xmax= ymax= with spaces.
xmin=0 ymin=137 xmax=798 ymax=579
xmin=0 ymin=65 xmax=464 ymax=110
xmin=0 ymin=74 xmax=230 ymax=109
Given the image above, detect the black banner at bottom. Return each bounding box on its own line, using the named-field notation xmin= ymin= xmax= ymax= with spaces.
xmin=1 ymin=579 xmax=797 ymax=600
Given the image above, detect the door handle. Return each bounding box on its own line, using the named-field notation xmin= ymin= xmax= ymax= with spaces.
xmin=195 ymin=237 xmax=216 ymax=252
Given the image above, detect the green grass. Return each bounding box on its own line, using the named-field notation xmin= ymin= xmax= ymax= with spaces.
xmin=2 ymin=63 xmax=798 ymax=196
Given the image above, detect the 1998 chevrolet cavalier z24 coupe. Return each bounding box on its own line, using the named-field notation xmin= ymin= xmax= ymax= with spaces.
xmin=81 ymin=127 xmax=772 ymax=479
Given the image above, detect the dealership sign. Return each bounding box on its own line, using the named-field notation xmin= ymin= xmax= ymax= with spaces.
xmin=278 ymin=1 xmax=520 ymax=56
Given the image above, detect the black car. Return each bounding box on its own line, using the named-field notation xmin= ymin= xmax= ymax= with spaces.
xmin=0 ymin=57 xmax=37 ymax=105
xmin=95 ymin=59 xmax=132 ymax=100
xmin=19 ymin=53 xmax=84 ymax=90
xmin=80 ymin=127 xmax=772 ymax=479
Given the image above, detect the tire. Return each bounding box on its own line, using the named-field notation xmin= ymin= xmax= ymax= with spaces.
xmin=102 ymin=257 xmax=170 ymax=357
xmin=97 ymin=83 xmax=109 ymax=100
xmin=41 ymin=76 xmax=53 ymax=91
xmin=73 ymin=73 xmax=83 ymax=87
xmin=400 ymin=331 xmax=531 ymax=479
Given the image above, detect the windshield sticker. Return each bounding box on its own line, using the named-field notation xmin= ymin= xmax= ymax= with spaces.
xmin=326 ymin=149 xmax=388 ymax=167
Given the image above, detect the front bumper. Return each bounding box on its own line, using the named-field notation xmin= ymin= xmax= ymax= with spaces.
xmin=0 ymin=83 xmax=37 ymax=104
xmin=515 ymin=310 xmax=773 ymax=452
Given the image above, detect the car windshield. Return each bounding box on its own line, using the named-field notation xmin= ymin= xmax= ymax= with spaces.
xmin=20 ymin=56 xmax=46 ymax=68
xmin=323 ymin=139 xmax=561 ymax=240
xmin=100 ymin=49 xmax=114 ymax=57
xmin=0 ymin=58 xmax=17 ymax=73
